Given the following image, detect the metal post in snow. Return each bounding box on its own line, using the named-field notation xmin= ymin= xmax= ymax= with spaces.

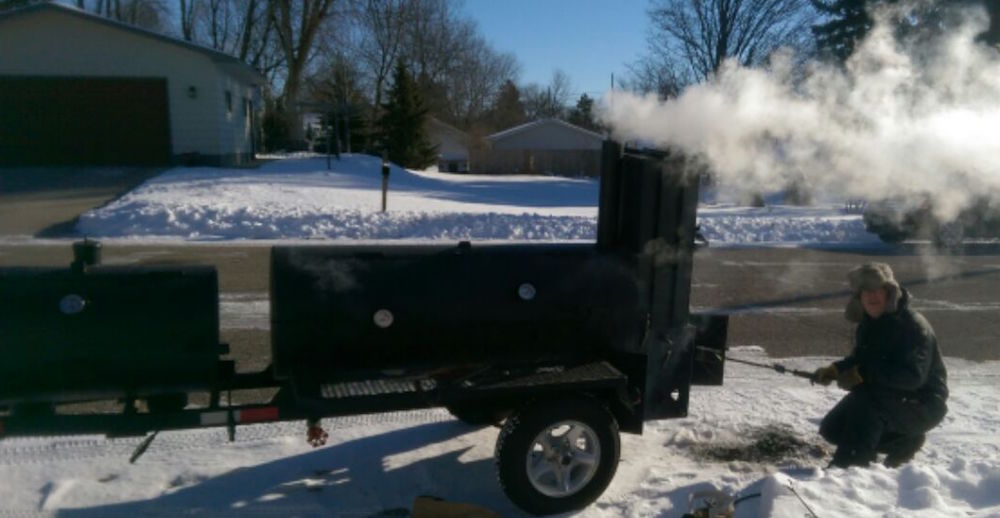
xmin=343 ymin=104 xmax=351 ymax=154
xmin=381 ymin=151 xmax=390 ymax=213
xmin=333 ymin=112 xmax=341 ymax=161
xmin=326 ymin=115 xmax=332 ymax=170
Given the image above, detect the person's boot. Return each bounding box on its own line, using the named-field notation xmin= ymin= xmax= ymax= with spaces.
xmin=883 ymin=434 xmax=925 ymax=468
xmin=829 ymin=447 xmax=876 ymax=468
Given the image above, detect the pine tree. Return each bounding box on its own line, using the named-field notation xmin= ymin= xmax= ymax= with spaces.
xmin=812 ymin=1 xmax=997 ymax=62
xmin=568 ymin=93 xmax=598 ymax=131
xmin=488 ymin=80 xmax=527 ymax=131
xmin=811 ymin=0 xmax=875 ymax=62
xmin=377 ymin=61 xmax=438 ymax=169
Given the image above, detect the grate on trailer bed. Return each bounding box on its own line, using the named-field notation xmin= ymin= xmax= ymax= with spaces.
xmin=468 ymin=361 xmax=625 ymax=390
xmin=320 ymin=378 xmax=438 ymax=399
xmin=317 ymin=361 xmax=624 ymax=401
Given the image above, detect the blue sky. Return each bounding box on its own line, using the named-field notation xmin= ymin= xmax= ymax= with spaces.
xmin=460 ymin=0 xmax=651 ymax=101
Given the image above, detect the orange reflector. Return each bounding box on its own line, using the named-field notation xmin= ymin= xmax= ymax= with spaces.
xmin=239 ymin=407 xmax=279 ymax=423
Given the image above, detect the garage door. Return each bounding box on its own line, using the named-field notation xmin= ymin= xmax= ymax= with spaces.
xmin=0 ymin=77 xmax=170 ymax=166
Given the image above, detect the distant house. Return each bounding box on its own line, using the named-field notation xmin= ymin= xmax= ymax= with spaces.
xmin=426 ymin=117 xmax=469 ymax=173
xmin=0 ymin=3 xmax=264 ymax=167
xmin=470 ymin=118 xmax=605 ymax=176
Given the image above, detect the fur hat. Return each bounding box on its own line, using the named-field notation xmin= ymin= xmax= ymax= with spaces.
xmin=844 ymin=262 xmax=901 ymax=322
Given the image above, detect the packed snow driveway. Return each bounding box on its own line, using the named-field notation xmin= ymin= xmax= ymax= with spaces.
xmin=1 ymin=348 xmax=997 ymax=517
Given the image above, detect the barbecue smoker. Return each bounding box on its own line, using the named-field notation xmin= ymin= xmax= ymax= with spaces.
xmin=0 ymin=142 xmax=725 ymax=516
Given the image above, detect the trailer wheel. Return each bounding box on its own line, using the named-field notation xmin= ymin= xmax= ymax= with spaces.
xmin=494 ymin=397 xmax=620 ymax=515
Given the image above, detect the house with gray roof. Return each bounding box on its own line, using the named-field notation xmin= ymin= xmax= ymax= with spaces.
xmin=470 ymin=118 xmax=605 ymax=176
xmin=427 ymin=117 xmax=470 ymax=173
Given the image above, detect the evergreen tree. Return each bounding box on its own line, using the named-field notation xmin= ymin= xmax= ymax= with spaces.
xmin=811 ymin=0 xmax=875 ymax=62
xmin=377 ymin=61 xmax=437 ymax=169
xmin=261 ymin=96 xmax=292 ymax=152
xmin=488 ymin=80 xmax=527 ymax=131
xmin=312 ymin=53 xmax=370 ymax=153
xmin=416 ymin=71 xmax=451 ymax=126
xmin=567 ymin=93 xmax=598 ymax=131
xmin=812 ymin=1 xmax=998 ymax=62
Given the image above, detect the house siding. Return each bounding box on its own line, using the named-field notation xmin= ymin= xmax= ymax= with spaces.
xmin=0 ymin=8 xmax=256 ymax=165
xmin=214 ymin=73 xmax=258 ymax=165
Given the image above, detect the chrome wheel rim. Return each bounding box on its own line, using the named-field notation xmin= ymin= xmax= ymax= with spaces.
xmin=525 ymin=420 xmax=601 ymax=497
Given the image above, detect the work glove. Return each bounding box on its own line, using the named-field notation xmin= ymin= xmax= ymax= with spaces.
xmin=837 ymin=365 xmax=863 ymax=390
xmin=813 ymin=364 xmax=838 ymax=386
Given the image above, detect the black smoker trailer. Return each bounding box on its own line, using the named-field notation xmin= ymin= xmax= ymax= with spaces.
xmin=0 ymin=142 xmax=726 ymax=516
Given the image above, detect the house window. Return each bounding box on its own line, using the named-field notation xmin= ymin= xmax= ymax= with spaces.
xmin=225 ymin=91 xmax=233 ymax=114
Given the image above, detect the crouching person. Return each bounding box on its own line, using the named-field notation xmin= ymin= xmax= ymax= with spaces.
xmin=814 ymin=263 xmax=948 ymax=468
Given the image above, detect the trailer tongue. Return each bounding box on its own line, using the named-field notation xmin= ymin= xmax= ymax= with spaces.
xmin=0 ymin=142 xmax=722 ymax=516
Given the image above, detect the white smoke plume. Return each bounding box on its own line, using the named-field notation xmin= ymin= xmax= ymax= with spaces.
xmin=602 ymin=3 xmax=1000 ymax=220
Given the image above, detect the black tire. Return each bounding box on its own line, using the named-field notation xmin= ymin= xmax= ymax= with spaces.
xmin=494 ymin=396 xmax=620 ymax=516
xmin=446 ymin=403 xmax=508 ymax=426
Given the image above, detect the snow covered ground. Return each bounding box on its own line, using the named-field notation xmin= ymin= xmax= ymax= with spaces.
xmin=1 ymin=348 xmax=997 ymax=517
xmin=74 ymin=154 xmax=882 ymax=246
xmin=2 ymin=155 xmax=996 ymax=517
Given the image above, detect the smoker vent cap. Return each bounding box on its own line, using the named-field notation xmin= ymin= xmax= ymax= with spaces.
xmin=373 ymin=309 xmax=394 ymax=328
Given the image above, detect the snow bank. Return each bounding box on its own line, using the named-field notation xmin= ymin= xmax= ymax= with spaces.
xmin=77 ymin=155 xmax=878 ymax=245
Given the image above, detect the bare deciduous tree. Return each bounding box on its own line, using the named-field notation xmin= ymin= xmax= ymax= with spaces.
xmin=403 ymin=0 xmax=470 ymax=86
xmin=352 ymin=0 xmax=410 ymax=134
xmin=270 ymin=0 xmax=339 ymax=141
xmin=645 ymin=0 xmax=817 ymax=84
xmin=87 ymin=0 xmax=167 ymax=30
xmin=620 ymin=58 xmax=684 ymax=98
xmin=442 ymin=37 xmax=519 ymax=127
xmin=177 ymin=0 xmax=282 ymax=88
xmin=522 ymin=69 xmax=574 ymax=120
xmin=340 ymin=0 xmax=518 ymax=133
xmin=179 ymin=0 xmax=197 ymax=41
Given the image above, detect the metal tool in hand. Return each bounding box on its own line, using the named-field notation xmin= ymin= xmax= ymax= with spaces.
xmin=695 ymin=346 xmax=817 ymax=382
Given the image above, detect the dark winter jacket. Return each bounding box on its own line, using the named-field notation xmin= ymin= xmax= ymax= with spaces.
xmin=834 ymin=289 xmax=949 ymax=405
